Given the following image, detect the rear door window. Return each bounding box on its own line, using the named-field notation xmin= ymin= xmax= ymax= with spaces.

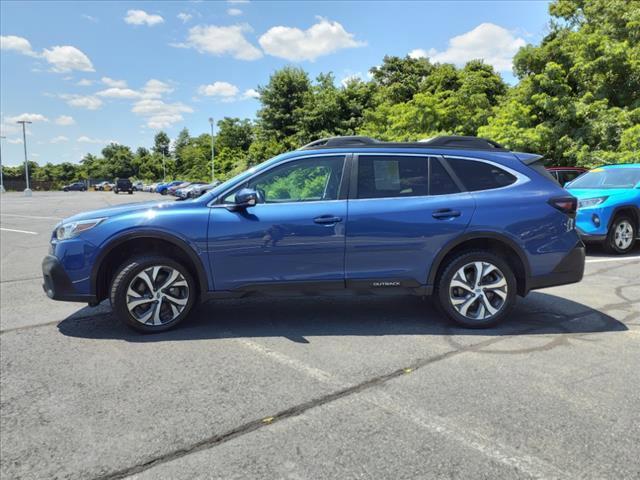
xmin=446 ymin=158 xmax=517 ymax=191
xmin=357 ymin=156 xmax=428 ymax=199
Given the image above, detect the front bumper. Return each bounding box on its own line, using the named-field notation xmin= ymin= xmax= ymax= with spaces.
xmin=576 ymin=228 xmax=606 ymax=243
xmin=528 ymin=241 xmax=586 ymax=291
xmin=42 ymin=255 xmax=97 ymax=303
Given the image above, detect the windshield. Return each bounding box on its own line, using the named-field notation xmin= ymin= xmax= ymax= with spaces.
xmin=569 ymin=168 xmax=640 ymax=189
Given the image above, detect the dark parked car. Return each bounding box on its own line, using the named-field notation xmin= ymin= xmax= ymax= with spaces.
xmin=113 ymin=178 xmax=133 ymax=194
xmin=43 ymin=135 xmax=585 ymax=333
xmin=546 ymin=167 xmax=588 ymax=186
xmin=62 ymin=182 xmax=86 ymax=192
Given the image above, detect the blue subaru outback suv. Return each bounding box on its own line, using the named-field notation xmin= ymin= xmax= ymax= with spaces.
xmin=43 ymin=136 xmax=585 ymax=332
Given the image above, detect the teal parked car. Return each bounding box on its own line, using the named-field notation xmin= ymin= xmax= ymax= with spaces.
xmin=566 ymin=164 xmax=640 ymax=254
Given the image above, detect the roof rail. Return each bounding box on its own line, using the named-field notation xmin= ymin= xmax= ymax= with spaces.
xmin=299 ymin=136 xmax=380 ymax=150
xmin=299 ymin=135 xmax=508 ymax=152
xmin=418 ymin=136 xmax=505 ymax=150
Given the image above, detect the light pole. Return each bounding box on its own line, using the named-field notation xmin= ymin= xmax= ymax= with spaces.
xmin=0 ymin=135 xmax=5 ymax=193
xmin=17 ymin=120 xmax=32 ymax=196
xmin=162 ymin=152 xmax=166 ymax=181
xmin=209 ymin=117 xmax=215 ymax=182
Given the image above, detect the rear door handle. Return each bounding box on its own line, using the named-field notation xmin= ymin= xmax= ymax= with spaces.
xmin=314 ymin=215 xmax=343 ymax=225
xmin=432 ymin=209 xmax=461 ymax=219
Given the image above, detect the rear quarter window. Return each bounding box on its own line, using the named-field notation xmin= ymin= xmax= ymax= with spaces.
xmin=446 ymin=158 xmax=517 ymax=191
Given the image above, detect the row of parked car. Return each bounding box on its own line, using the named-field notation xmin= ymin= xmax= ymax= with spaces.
xmin=140 ymin=180 xmax=220 ymax=199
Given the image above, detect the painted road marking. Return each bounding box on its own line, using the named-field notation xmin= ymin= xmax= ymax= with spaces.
xmin=232 ymin=337 xmax=569 ymax=479
xmin=0 ymin=213 xmax=62 ymax=220
xmin=0 ymin=227 xmax=38 ymax=235
xmin=586 ymin=256 xmax=640 ymax=264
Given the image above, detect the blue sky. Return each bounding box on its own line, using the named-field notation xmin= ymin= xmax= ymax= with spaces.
xmin=1 ymin=0 xmax=550 ymax=166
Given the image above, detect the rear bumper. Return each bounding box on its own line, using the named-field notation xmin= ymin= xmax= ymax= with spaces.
xmin=42 ymin=255 xmax=96 ymax=303
xmin=528 ymin=241 xmax=585 ymax=291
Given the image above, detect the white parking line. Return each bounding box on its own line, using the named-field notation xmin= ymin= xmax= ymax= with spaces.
xmin=0 ymin=227 xmax=38 ymax=235
xmin=586 ymin=256 xmax=640 ymax=264
xmin=232 ymin=337 xmax=568 ymax=479
xmin=0 ymin=213 xmax=62 ymax=220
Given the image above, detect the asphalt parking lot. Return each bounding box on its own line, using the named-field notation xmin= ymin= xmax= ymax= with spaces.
xmin=1 ymin=191 xmax=639 ymax=480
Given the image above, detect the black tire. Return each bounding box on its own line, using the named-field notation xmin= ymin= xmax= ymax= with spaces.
xmin=604 ymin=215 xmax=636 ymax=254
xmin=128 ymin=190 xmax=133 ymax=194
xmin=110 ymin=255 xmax=197 ymax=333
xmin=434 ymin=250 xmax=517 ymax=328
xmin=161 ymin=190 xmax=167 ymax=195
xmin=63 ymin=188 xmax=68 ymax=192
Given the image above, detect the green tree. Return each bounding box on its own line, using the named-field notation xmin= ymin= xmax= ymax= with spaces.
xmin=257 ymin=67 xmax=311 ymax=143
xmin=152 ymin=131 xmax=171 ymax=157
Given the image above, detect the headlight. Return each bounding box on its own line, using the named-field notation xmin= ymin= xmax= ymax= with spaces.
xmin=578 ymin=196 xmax=608 ymax=209
xmin=55 ymin=218 xmax=105 ymax=240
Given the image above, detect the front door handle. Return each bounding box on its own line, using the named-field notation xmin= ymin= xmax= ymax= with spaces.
xmin=314 ymin=215 xmax=343 ymax=225
xmin=432 ymin=209 xmax=461 ymax=219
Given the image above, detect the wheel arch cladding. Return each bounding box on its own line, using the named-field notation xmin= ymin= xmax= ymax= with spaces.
xmin=428 ymin=233 xmax=530 ymax=296
xmin=92 ymin=231 xmax=208 ymax=302
xmin=608 ymin=205 xmax=640 ymax=231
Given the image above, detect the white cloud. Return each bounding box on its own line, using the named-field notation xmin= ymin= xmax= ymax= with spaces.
xmin=96 ymin=87 xmax=141 ymax=99
xmin=227 ymin=0 xmax=249 ymax=3
xmin=102 ymin=76 xmax=127 ymax=88
xmin=340 ymin=72 xmax=365 ymax=87
xmin=0 ymin=35 xmax=37 ymax=56
xmin=227 ymin=8 xmax=242 ymax=16
xmin=50 ymin=135 xmax=69 ymax=143
xmin=77 ymin=78 xmax=93 ymax=86
xmin=77 ymin=136 xmax=109 ymax=144
xmin=410 ymin=23 xmax=526 ymax=72
xmin=177 ymin=12 xmax=193 ymax=23
xmin=60 ymin=94 xmax=103 ymax=110
xmin=55 ymin=115 xmax=75 ymax=126
xmin=142 ymin=79 xmax=173 ymax=98
xmin=7 ymin=138 xmax=23 ymax=144
xmin=42 ymin=45 xmax=95 ymax=72
xmin=132 ymin=98 xmax=193 ymax=129
xmin=198 ymin=81 xmax=239 ymax=98
xmin=124 ymin=9 xmax=164 ymax=26
xmin=243 ymin=88 xmax=259 ymax=99
xmin=197 ymin=82 xmax=259 ymax=102
xmin=179 ymin=24 xmax=262 ymax=60
xmin=82 ymin=14 xmax=98 ymax=23
xmin=5 ymin=113 xmax=49 ymax=123
xmin=259 ymin=17 xmax=365 ymax=62
xmin=0 ymin=121 xmax=22 ymax=135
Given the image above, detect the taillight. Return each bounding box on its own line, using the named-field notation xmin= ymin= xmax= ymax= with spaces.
xmin=548 ymin=196 xmax=577 ymax=217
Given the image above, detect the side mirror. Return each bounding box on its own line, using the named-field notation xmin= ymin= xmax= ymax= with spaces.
xmin=228 ymin=188 xmax=259 ymax=211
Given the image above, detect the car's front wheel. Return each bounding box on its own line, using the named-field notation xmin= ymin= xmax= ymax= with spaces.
xmin=110 ymin=256 xmax=196 ymax=333
xmin=435 ymin=251 xmax=516 ymax=328
xmin=604 ymin=215 xmax=636 ymax=254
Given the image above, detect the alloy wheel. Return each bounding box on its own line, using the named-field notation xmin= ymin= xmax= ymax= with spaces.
xmin=614 ymin=220 xmax=633 ymax=250
xmin=126 ymin=265 xmax=189 ymax=326
xmin=449 ymin=261 xmax=508 ymax=321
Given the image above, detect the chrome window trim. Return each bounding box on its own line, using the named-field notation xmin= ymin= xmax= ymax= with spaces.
xmin=207 ymin=152 xmax=348 ymax=208
xmin=442 ymin=155 xmax=530 ymax=193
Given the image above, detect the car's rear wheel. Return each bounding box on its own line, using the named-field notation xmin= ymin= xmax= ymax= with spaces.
xmin=435 ymin=250 xmax=516 ymax=328
xmin=605 ymin=215 xmax=636 ymax=254
xmin=110 ymin=256 xmax=196 ymax=333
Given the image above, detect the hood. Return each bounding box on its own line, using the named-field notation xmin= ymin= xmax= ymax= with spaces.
xmin=566 ymin=188 xmax=634 ymax=199
xmin=62 ymin=200 xmax=178 ymax=223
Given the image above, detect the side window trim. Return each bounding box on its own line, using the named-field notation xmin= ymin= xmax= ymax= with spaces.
xmin=210 ymin=153 xmax=348 ymax=207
